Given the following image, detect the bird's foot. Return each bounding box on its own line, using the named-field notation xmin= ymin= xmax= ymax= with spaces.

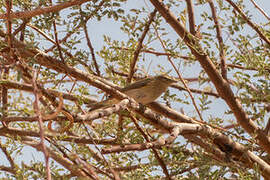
xmin=138 ymin=103 xmax=146 ymax=112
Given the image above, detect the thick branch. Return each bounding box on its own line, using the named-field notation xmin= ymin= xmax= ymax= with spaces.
xmin=23 ymin=137 xmax=89 ymax=178
xmin=0 ymin=0 xmax=93 ymax=20
xmin=0 ymin=80 xmax=97 ymax=104
xmin=149 ymin=0 xmax=270 ymax=157
xmin=0 ymin=127 xmax=117 ymax=145
xmin=208 ymin=0 xmax=227 ymax=80
xmin=185 ymin=0 xmax=196 ymax=35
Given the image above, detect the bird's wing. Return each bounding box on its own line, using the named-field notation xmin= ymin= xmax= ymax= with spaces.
xmin=120 ymin=78 xmax=152 ymax=92
xmin=88 ymin=98 xmax=117 ymax=111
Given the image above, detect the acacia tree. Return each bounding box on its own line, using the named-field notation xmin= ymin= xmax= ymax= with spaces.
xmin=0 ymin=0 xmax=270 ymax=179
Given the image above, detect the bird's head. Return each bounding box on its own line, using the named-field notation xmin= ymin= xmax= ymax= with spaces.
xmin=154 ymin=75 xmax=177 ymax=85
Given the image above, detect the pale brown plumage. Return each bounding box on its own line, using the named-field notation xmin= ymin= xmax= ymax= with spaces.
xmin=89 ymin=75 xmax=177 ymax=111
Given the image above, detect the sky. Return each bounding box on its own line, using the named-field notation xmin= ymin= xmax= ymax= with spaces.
xmin=83 ymin=0 xmax=270 ymax=120
xmin=1 ymin=0 xmax=270 ymax=178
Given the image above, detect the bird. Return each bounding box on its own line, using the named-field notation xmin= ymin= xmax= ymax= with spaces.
xmin=89 ymin=75 xmax=177 ymax=111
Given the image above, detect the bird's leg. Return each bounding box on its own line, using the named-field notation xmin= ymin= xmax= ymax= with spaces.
xmin=138 ymin=103 xmax=147 ymax=113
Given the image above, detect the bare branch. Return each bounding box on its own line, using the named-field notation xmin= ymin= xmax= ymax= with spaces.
xmin=32 ymin=69 xmax=51 ymax=180
xmin=0 ymin=80 xmax=97 ymax=104
xmin=81 ymin=8 xmax=101 ymax=76
xmin=185 ymin=0 xmax=196 ymax=35
xmin=23 ymin=137 xmax=89 ymax=178
xmin=208 ymin=0 xmax=227 ymax=80
xmin=112 ymin=46 xmax=193 ymax=59
xmin=149 ymin=0 xmax=270 ymax=158
xmin=45 ymin=0 xmax=105 ymax=53
xmin=128 ymin=9 xmax=157 ymax=82
xmin=0 ymin=126 xmax=117 ymax=145
xmin=0 ymin=141 xmax=15 ymax=169
xmin=130 ymin=115 xmax=171 ymax=179
xmin=49 ymin=0 xmax=65 ymax=63
xmin=0 ymin=0 xmax=93 ymax=20
xmin=249 ymin=0 xmax=270 ymax=21
xmin=154 ymin=25 xmax=204 ymax=121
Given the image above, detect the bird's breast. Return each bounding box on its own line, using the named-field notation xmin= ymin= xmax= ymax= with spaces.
xmin=125 ymin=84 xmax=168 ymax=104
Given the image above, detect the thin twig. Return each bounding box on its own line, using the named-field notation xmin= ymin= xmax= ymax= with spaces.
xmin=172 ymin=84 xmax=220 ymax=98
xmin=130 ymin=115 xmax=172 ymax=180
xmin=249 ymin=0 xmax=270 ymax=21
xmin=149 ymin=1 xmax=270 ymax=171
xmin=49 ymin=0 xmax=65 ymax=63
xmin=227 ymin=64 xmax=258 ymax=71
xmin=114 ymin=46 xmax=265 ymax=72
xmin=45 ymin=0 xmax=105 ymax=53
xmin=112 ymin=47 xmax=193 ymax=60
xmin=80 ymin=8 xmax=101 ymax=76
xmin=22 ymin=136 xmax=88 ymax=177
xmin=208 ymin=0 xmax=227 ymax=80
xmin=6 ymin=0 xmax=12 ymax=45
xmin=3 ymin=0 xmax=16 ymax=76
xmin=154 ymin=26 xmax=204 ymax=122
xmin=81 ymin=122 xmax=121 ymax=180
xmin=225 ymin=0 xmax=270 ymax=46
xmin=1 ymin=68 xmax=9 ymax=127
xmin=1 ymin=1 xmax=13 ymax=126
xmin=27 ymin=24 xmax=56 ymax=44
xmin=110 ymin=69 xmax=220 ymax=97
xmin=6 ymin=0 xmax=13 ymax=62
xmin=13 ymin=18 xmax=30 ymax=36
xmin=0 ymin=141 xmax=15 ymax=169
xmin=32 ymin=69 xmax=51 ymax=180
xmin=127 ymin=9 xmax=157 ymax=82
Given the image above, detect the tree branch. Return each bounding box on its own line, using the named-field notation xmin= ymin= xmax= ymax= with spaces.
xmin=208 ymin=0 xmax=227 ymax=80
xmin=0 ymin=0 xmax=93 ymax=20
xmin=128 ymin=9 xmax=157 ymax=82
xmin=149 ymin=0 xmax=270 ymax=158
xmin=185 ymin=0 xmax=196 ymax=35
xmin=224 ymin=0 xmax=270 ymax=46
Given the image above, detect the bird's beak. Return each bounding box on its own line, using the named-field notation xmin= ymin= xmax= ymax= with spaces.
xmin=162 ymin=70 xmax=172 ymax=76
